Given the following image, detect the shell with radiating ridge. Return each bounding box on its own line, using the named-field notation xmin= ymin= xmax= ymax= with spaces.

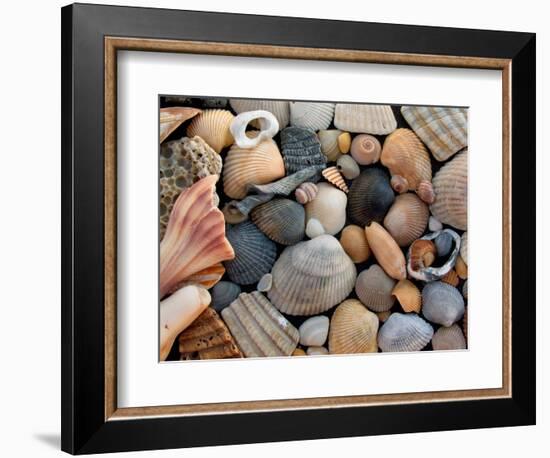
xmin=223 ymin=221 xmax=277 ymax=285
xmin=329 ymin=299 xmax=379 ymax=354
xmin=339 ymin=225 xmax=370 ymax=263
xmin=430 ymin=150 xmax=468 ymax=230
xmin=229 ymin=99 xmax=290 ymax=129
xmin=318 ymin=130 xmax=344 ymax=161
xmin=186 ymin=109 xmax=234 ymax=153
xmin=378 ymin=312 xmax=434 ymax=352
xmin=334 ymin=103 xmax=397 ymax=134
xmin=431 ymin=324 xmax=467 ymax=350
xmin=222 ymin=138 xmax=285 ymax=199
xmin=160 ymin=175 xmax=235 ymax=298
xmin=177 ymin=263 xmax=225 ymax=290
xmin=347 ymin=168 xmax=395 ymax=226
xmin=295 ymin=182 xmax=318 ymax=204
xmin=299 ymin=316 xmax=329 ymax=347
xmin=461 ymin=232 xmax=468 ymax=265
xmin=364 ymin=222 xmax=406 ymax=280
xmin=422 ymin=281 xmax=465 ymax=327
xmin=160 ymin=107 xmax=201 ymax=143
xmin=350 ymin=134 xmax=382 ymax=165
xmin=401 ymin=106 xmax=468 ymax=161
xmin=280 ymin=127 xmax=327 ymax=179
xmin=322 ymin=166 xmax=349 ymax=193
xmin=221 ymin=291 xmax=299 ymax=357
xmin=383 ymin=193 xmax=429 ymax=247
xmin=305 ymin=182 xmax=347 ymax=236
xmin=355 ymin=265 xmax=396 ymax=312
xmin=211 ymin=281 xmax=241 ymax=312
xmin=251 ymin=198 xmax=305 ymax=245
xmin=392 ymin=279 xmax=421 ymax=313
xmin=290 ymin=102 xmax=335 ymax=131
xmin=337 ymin=155 xmax=360 ymax=180
xmin=268 ymin=235 xmax=357 ymax=316
xmin=441 ymin=269 xmax=460 ymax=287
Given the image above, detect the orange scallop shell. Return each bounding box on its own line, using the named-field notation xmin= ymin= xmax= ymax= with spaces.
xmin=187 ymin=109 xmax=235 ymax=153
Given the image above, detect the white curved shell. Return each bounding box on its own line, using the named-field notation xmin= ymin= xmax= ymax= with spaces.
xmin=230 ymin=110 xmax=279 ymax=149
xmin=305 ymin=182 xmax=347 ymax=235
xmin=290 ymin=102 xmax=335 ymax=131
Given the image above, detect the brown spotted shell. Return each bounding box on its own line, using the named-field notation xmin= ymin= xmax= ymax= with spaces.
xmin=392 ymin=279 xmax=421 ymax=313
xmin=383 ymin=193 xmax=429 ymax=247
xmin=186 ymin=109 xmax=234 ymax=153
xmin=364 ymin=222 xmax=406 ymax=280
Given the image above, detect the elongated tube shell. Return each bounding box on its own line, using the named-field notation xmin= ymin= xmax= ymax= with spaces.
xmin=186 ymin=109 xmax=234 ymax=153
xmin=322 ymin=166 xmax=349 ymax=193
xmin=378 ymin=313 xmax=433 ymax=352
xmin=329 ymin=300 xmax=379 ymax=354
xmin=383 ymin=193 xmax=429 ymax=247
xmin=364 ymin=222 xmax=406 ymax=280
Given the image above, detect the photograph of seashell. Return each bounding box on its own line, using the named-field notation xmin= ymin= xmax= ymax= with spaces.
xmin=159 ymin=97 xmax=468 ymax=361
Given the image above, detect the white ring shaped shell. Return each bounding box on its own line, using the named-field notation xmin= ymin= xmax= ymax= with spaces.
xmin=230 ymin=110 xmax=280 ymax=149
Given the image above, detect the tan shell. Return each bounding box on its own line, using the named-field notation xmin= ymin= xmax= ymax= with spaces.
xmin=229 ymin=99 xmax=290 ymax=129
xmin=322 ymin=166 xmax=349 ymax=193
xmin=334 ymin=104 xmax=397 ymax=134
xmin=223 ymin=138 xmax=285 ymax=199
xmin=186 ymin=109 xmax=234 ymax=153
xmin=409 ymin=239 xmax=436 ymax=271
xmin=441 ymin=269 xmax=460 ymax=287
xmin=392 ymin=279 xmax=421 ymax=313
xmin=431 ymin=323 xmax=467 ymax=351
xmin=328 ymin=299 xmax=379 ymax=354
xmin=339 ymin=225 xmax=370 ymax=263
xmin=160 ymin=107 xmax=201 ymax=143
xmin=430 ymin=150 xmax=468 ymax=230
xmin=292 ymin=348 xmax=307 ymax=356
xmin=350 ymin=134 xmax=382 ymax=165
xmin=318 ymin=129 xmax=344 ymax=161
xmin=364 ymin=222 xmax=406 ymax=280
xmin=177 ymin=263 xmax=225 ymax=290
xmin=461 ymin=232 xmax=468 ymax=265
xmin=376 ymin=311 xmax=391 ymax=322
xmin=455 ymin=254 xmax=468 ymax=279
xmin=355 ymin=264 xmax=396 ymax=312
xmin=383 ymin=193 xmax=429 ymax=247
xmin=305 ymin=182 xmax=347 ymax=236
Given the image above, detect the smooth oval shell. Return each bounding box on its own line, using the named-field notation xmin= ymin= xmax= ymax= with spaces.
xmin=307 ymin=346 xmax=329 ymax=355
xmin=334 ymin=103 xmax=397 ymax=134
xmin=392 ymin=279 xmax=421 ymax=313
xmin=186 ymin=109 xmax=234 ymax=153
xmin=229 ymin=99 xmax=290 ymax=129
xmin=338 ymin=132 xmax=351 ymax=154
xmin=422 ymin=281 xmax=465 ymax=327
xmin=211 ymin=281 xmax=241 ymax=312
xmin=429 ymin=216 xmax=443 ymax=232
xmin=160 ymin=107 xmax=201 ymax=143
xmin=329 ymin=299 xmax=379 ymax=354
xmin=378 ymin=313 xmax=434 ymax=352
xmin=350 ymin=134 xmax=382 ymax=165
xmin=364 ymin=222 xmax=406 ymax=280
xmin=347 ymin=168 xmax=395 ymax=226
xmin=340 ymin=225 xmax=370 ymax=263
xmin=290 ymin=102 xmax=335 ymax=131
xmin=337 ymin=155 xmax=360 ymax=180
xmin=281 ymin=126 xmax=326 ymax=178
xmin=461 ymin=232 xmax=468 ymax=265
xmin=305 ymin=218 xmax=325 ymax=239
xmin=293 ymin=348 xmax=307 ymax=356
xmin=322 ymin=166 xmax=349 ymax=193
xmin=257 ymin=273 xmax=273 ymax=292
xmin=305 ymin=182 xmax=347 ymax=235
xmin=251 ymin=198 xmax=305 ymax=245
xmin=295 ymin=182 xmax=318 ymax=204
xmin=318 ymin=129 xmax=344 ymax=161
xmin=299 ymin=316 xmax=329 ymax=347
xmin=383 ymin=193 xmax=429 ymax=247
xmin=268 ymin=235 xmax=357 ymax=316
xmin=355 ymin=265 xmax=396 ymax=312
xmin=230 ymin=110 xmax=279 ymax=149
xmin=432 ymin=323 xmax=467 ymax=350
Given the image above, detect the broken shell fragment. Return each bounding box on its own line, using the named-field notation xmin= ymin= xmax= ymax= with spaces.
xmin=257 ymin=273 xmax=273 ymax=292
xmin=392 ymin=279 xmax=422 ymax=313
xmin=187 ymin=109 xmax=234 ymax=153
xmin=230 ymin=110 xmax=279 ymax=149
xmin=229 ymin=99 xmax=289 ymax=129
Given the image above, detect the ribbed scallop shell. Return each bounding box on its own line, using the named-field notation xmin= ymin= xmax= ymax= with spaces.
xmin=318 ymin=129 xmax=343 ymax=161
xmin=383 ymin=193 xmax=429 ymax=247
xmin=350 ymin=134 xmax=382 ymax=165
xmin=223 ymin=138 xmax=285 ymax=199
xmin=186 ymin=109 xmax=234 ymax=153
xmin=305 ymin=182 xmax=347 ymax=236
xmin=347 ymin=168 xmax=395 ymax=226
xmin=337 ymin=155 xmax=360 ymax=180
xmin=250 ymin=198 xmax=305 ymax=245
xmin=160 ymin=107 xmax=201 ymax=143
xmin=295 ymin=182 xmax=318 ymax=204
xmin=355 ymin=265 xmax=396 ymax=312
xmin=328 ymin=299 xmax=379 ymax=354
xmin=401 ymin=106 xmax=468 ymax=161
xmin=224 ymin=221 xmax=277 ymax=285
xmin=392 ymin=279 xmax=421 ymax=313
xmin=281 ymin=127 xmax=326 ymax=179
xmin=211 ymin=281 xmax=241 ymax=312
xmin=322 ymin=166 xmax=349 ymax=193
xmin=339 ymin=225 xmax=370 ymax=263
xmin=221 ymin=291 xmax=299 ymax=357
xmin=461 ymin=232 xmax=468 ymax=265
xmin=430 ymin=150 xmax=468 ymax=230
xmin=334 ymin=103 xmax=397 ymax=134
xmin=290 ymin=102 xmax=335 ymax=131
xmin=422 ymin=281 xmax=465 ymax=327
xmin=431 ymin=323 xmax=467 ymax=351
xmin=268 ymin=235 xmax=357 ymax=316
xmin=364 ymin=222 xmax=407 ymax=280
xmin=229 ymin=99 xmax=290 ymax=129
xmin=378 ymin=313 xmax=434 ymax=352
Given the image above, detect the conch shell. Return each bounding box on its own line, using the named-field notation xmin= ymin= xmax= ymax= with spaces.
xmin=364 ymin=222 xmax=406 ymax=280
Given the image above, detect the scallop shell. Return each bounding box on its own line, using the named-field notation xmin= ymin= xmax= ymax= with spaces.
xmin=268 ymin=235 xmax=357 ymax=316
xmin=229 ymin=99 xmax=290 ymax=129
xmin=364 ymin=222 xmax=406 ymax=280
xmin=355 ymin=265 xmax=396 ymax=312
xmin=160 ymin=176 xmax=235 ymax=298
xmin=224 ymin=221 xmax=277 ymax=285
xmin=295 ymin=182 xmax=318 ymax=204
xmin=347 ymin=168 xmax=395 ymax=226
xmin=305 ymin=182 xmax=347 ymax=235
xmin=461 ymin=232 xmax=468 ymax=265
xmin=307 ymin=346 xmax=329 ymax=355
xmin=383 ymin=193 xmax=429 ymax=247
xmin=281 ymin=126 xmax=327 ymax=179
xmin=441 ymin=269 xmax=460 ymax=287
xmin=377 ymin=312 xmax=434 ymax=353
xmin=336 ymin=155 xmax=360 ymax=180
xmin=422 ymin=281 xmax=465 ymax=327
xmin=221 ymin=291 xmax=299 ymax=357
xmin=251 ymin=198 xmax=305 ymax=245
xmin=290 ymin=102 xmax=335 ymax=131
xmin=328 ymin=299 xmax=379 ymax=354
xmin=257 ymin=273 xmax=273 ymax=292
xmin=211 ymin=281 xmax=241 ymax=312
xmin=299 ymin=315 xmax=329 ymax=347
xmin=334 ymin=103 xmax=397 ymax=134
xmin=455 ymin=254 xmax=468 ymax=279
xmin=186 ymin=109 xmax=234 ymax=153
xmin=230 ymin=110 xmax=279 ymax=149
xmin=392 ymin=279 xmax=421 ymax=313
xmin=350 ymin=134 xmax=382 ymax=165
xmin=401 ymin=106 xmax=468 ymax=162
xmin=160 ymin=107 xmax=201 ymax=143
xmin=223 ymin=138 xmax=285 ymax=199
xmin=322 ymin=166 xmax=349 ymax=193
xmin=431 ymin=323 xmax=467 ymax=351
xmin=318 ymin=129 xmax=344 ymax=161
xmin=305 ymin=218 xmax=325 ymax=239
xmin=430 ymin=150 xmax=468 ymax=230
xmin=339 ymin=225 xmax=370 ymax=263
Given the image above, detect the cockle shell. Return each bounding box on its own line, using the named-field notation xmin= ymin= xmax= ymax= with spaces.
xmin=383 ymin=193 xmax=429 ymax=247
xmin=422 ymin=281 xmax=465 ymax=327
xmin=401 ymin=106 xmax=468 ymax=161
xmin=229 ymin=99 xmax=290 ymax=129
xmin=230 ymin=110 xmax=279 ymax=149
xmin=257 ymin=273 xmax=273 ymax=292
xmin=281 ymin=126 xmax=327 ymax=179
xmin=430 ymin=149 xmax=468 ymax=230
xmin=328 ymin=299 xmax=379 ymax=354
xmin=221 ymin=291 xmax=299 ymax=357
xmin=223 ymin=138 xmax=285 ymax=199
xmin=268 ymin=235 xmax=357 ymax=316
xmin=355 ymin=265 xmax=396 ymax=312
xmin=364 ymin=222 xmax=406 ymax=280
xmin=251 ymin=198 xmax=305 ymax=245
xmin=322 ymin=166 xmax=349 ymax=193
xmin=392 ymin=279 xmax=421 ymax=313
xmin=409 ymin=239 xmax=437 ymax=271
xmin=290 ymin=102 xmax=335 ymax=131
xmin=461 ymin=232 xmax=468 ymax=265
xmin=339 ymin=225 xmax=370 ymax=263
xmin=334 ymin=103 xmax=397 ymax=134
xmin=377 ymin=312 xmax=434 ymax=353
xmin=350 ymin=134 xmax=382 ymax=165
xmin=431 ymin=323 xmax=467 ymax=351
xmin=336 ymin=155 xmax=360 ymax=180
xmin=295 ymin=182 xmax=318 ymax=204
xmin=186 ymin=109 xmax=234 ymax=153
xmin=224 ymin=221 xmax=277 ymax=285
xmin=305 ymin=218 xmax=325 ymax=239
xmin=211 ymin=281 xmax=241 ymax=312
xmin=299 ymin=315 xmax=329 ymax=347
xmin=307 ymin=346 xmax=329 ymax=355
xmin=160 ymin=107 xmax=201 ymax=143
xmin=347 ymin=168 xmax=395 ymax=226
xmin=305 ymin=182 xmax=347 ymax=235
xmin=160 ymin=176 xmax=234 ymax=298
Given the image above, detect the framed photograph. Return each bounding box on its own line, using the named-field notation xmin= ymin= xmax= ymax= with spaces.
xmin=61 ymin=3 xmax=536 ymax=454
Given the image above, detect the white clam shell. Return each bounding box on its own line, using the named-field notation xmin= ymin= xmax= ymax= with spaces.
xmin=299 ymin=316 xmax=329 ymax=347
xmin=307 ymin=346 xmax=329 ymax=355
xmin=290 ymin=102 xmax=335 ymax=131
xmin=305 ymin=182 xmax=347 ymax=236
xmin=230 ymin=110 xmax=280 ymax=149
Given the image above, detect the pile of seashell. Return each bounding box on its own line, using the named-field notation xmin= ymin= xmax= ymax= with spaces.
xmin=159 ymin=97 xmax=468 ymax=361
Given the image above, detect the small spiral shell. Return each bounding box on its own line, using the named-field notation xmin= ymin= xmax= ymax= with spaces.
xmin=295 ymin=182 xmax=319 ymax=204
xmin=350 ymin=134 xmax=382 ymax=165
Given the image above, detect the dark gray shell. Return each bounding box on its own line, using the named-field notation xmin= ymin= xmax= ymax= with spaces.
xmin=347 ymin=168 xmax=395 ymax=226
xmin=422 ymin=281 xmax=465 ymax=327
xmin=377 ymin=313 xmax=433 ymax=352
xmin=211 ymin=281 xmax=241 ymax=312
xmin=251 ymin=198 xmax=305 ymax=245
xmin=280 ymin=127 xmax=326 ymax=181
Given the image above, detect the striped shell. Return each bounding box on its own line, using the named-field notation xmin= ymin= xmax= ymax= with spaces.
xmin=337 ymin=155 xmax=360 ymax=180
xmin=431 ymin=324 xmax=467 ymax=351
xmin=268 ymin=235 xmax=357 ymax=316
xmin=401 ymin=106 xmax=468 ymax=161
xmin=281 ymin=127 xmax=326 ymax=179
xmin=334 ymin=103 xmax=397 ymax=134
xmin=295 ymin=182 xmax=318 ymax=204
xmin=322 ymin=166 xmax=349 ymax=193
xmin=299 ymin=315 xmax=329 ymax=347
xmin=224 ymin=221 xmax=277 ymax=285
xmin=328 ymin=299 xmax=379 ymax=354
xmin=178 ymin=263 xmax=225 ymax=290
xmin=229 ymin=99 xmax=290 ymax=129
xmin=211 ymin=281 xmax=241 ymax=312
xmin=160 ymin=107 xmax=201 ymax=143
xmin=251 ymin=198 xmax=305 ymax=245
xmin=347 ymin=168 xmax=395 ymax=226
xmin=290 ymin=102 xmax=335 ymax=131
xmin=364 ymin=222 xmax=407 ymax=280
xmin=355 ymin=265 xmax=396 ymax=312
xmin=430 ymin=150 xmax=468 ymax=230
xmin=461 ymin=232 xmax=468 ymax=265
xmin=318 ymin=129 xmax=344 ymax=161
xmin=339 ymin=225 xmax=370 ymax=263
xmin=378 ymin=313 xmax=434 ymax=353
xmin=221 ymin=291 xmax=299 ymax=357
xmin=422 ymin=281 xmax=465 ymax=327
xmin=186 ymin=109 xmax=234 ymax=153
xmin=305 ymin=182 xmax=347 ymax=236
xmin=392 ymin=279 xmax=421 ymax=313
xmin=350 ymin=134 xmax=382 ymax=165
xmin=383 ymin=193 xmax=429 ymax=247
